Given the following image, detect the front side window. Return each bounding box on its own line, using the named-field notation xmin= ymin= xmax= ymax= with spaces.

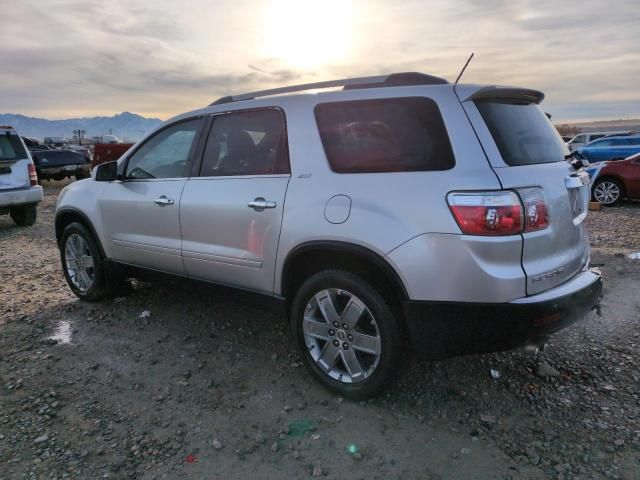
xmin=572 ymin=135 xmax=585 ymax=144
xmin=125 ymin=118 xmax=202 ymax=179
xmin=200 ymin=109 xmax=289 ymax=176
xmin=314 ymin=97 xmax=455 ymax=173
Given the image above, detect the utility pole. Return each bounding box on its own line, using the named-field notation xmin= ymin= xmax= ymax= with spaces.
xmin=72 ymin=129 xmax=86 ymax=145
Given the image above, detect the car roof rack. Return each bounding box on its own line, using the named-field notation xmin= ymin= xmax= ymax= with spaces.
xmin=209 ymin=72 xmax=448 ymax=106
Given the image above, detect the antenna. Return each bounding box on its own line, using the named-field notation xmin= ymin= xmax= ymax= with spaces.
xmin=454 ymin=53 xmax=474 ymax=84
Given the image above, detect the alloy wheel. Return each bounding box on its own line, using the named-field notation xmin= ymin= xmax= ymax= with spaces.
xmin=64 ymin=233 xmax=95 ymax=292
xmin=594 ymin=181 xmax=620 ymax=205
xmin=302 ymin=288 xmax=382 ymax=384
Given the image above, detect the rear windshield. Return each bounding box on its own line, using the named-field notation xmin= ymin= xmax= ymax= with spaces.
xmin=476 ymin=100 xmax=568 ymax=166
xmin=314 ymin=97 xmax=455 ymax=173
xmin=0 ymin=134 xmax=28 ymax=161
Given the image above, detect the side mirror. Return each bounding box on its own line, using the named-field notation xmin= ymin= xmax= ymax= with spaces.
xmin=95 ymin=161 xmax=119 ymax=182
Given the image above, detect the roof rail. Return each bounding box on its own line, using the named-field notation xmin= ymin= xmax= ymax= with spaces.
xmin=209 ymin=72 xmax=448 ymax=106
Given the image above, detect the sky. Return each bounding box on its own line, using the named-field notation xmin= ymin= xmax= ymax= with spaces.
xmin=1 ymin=0 xmax=639 ymax=122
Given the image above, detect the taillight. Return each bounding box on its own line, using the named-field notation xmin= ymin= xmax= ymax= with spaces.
xmin=28 ymin=163 xmax=38 ymax=186
xmin=517 ymin=187 xmax=550 ymax=232
xmin=447 ymin=191 xmax=523 ymax=236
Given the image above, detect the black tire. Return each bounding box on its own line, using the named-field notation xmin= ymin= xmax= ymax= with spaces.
xmin=290 ymin=270 xmax=402 ymax=400
xmin=75 ymin=172 xmax=89 ymax=180
xmin=592 ymin=177 xmax=625 ymax=206
xmin=10 ymin=205 xmax=37 ymax=226
xmin=60 ymin=222 xmax=123 ymax=301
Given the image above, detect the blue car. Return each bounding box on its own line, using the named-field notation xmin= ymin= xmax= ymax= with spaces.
xmin=577 ymin=135 xmax=640 ymax=162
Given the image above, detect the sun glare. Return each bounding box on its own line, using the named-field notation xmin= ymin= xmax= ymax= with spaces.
xmin=263 ymin=0 xmax=355 ymax=70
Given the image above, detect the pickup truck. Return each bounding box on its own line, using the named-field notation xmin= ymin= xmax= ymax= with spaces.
xmin=22 ymin=137 xmax=91 ymax=181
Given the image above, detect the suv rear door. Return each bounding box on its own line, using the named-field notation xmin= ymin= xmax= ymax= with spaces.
xmin=179 ymin=108 xmax=290 ymax=294
xmin=459 ymin=87 xmax=590 ymax=295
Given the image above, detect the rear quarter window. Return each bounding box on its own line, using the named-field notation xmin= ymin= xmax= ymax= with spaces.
xmin=476 ymin=100 xmax=568 ymax=166
xmin=314 ymin=97 xmax=455 ymax=173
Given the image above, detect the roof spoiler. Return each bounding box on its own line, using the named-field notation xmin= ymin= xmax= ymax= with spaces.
xmin=463 ymin=86 xmax=545 ymax=104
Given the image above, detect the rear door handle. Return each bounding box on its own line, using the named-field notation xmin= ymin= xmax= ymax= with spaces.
xmin=247 ymin=197 xmax=276 ymax=211
xmin=154 ymin=196 xmax=174 ymax=206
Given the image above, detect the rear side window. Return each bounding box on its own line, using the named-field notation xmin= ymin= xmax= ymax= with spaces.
xmin=314 ymin=97 xmax=455 ymax=173
xmin=476 ymin=100 xmax=568 ymax=166
xmin=0 ymin=134 xmax=28 ymax=161
xmin=200 ymin=109 xmax=289 ymax=177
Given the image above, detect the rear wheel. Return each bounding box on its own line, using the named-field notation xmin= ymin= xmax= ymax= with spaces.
xmin=10 ymin=205 xmax=37 ymax=226
xmin=290 ymin=270 xmax=401 ymax=400
xmin=593 ymin=178 xmax=624 ymax=206
xmin=60 ymin=222 xmax=124 ymax=301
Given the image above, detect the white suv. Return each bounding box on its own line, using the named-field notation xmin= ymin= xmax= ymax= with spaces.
xmin=55 ymin=72 xmax=602 ymax=398
xmin=0 ymin=126 xmax=42 ymax=226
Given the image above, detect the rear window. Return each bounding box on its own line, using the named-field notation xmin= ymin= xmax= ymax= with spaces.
xmin=314 ymin=97 xmax=455 ymax=173
xmin=0 ymin=134 xmax=28 ymax=161
xmin=476 ymin=100 xmax=568 ymax=166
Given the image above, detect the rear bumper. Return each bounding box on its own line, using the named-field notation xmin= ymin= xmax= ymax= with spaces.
xmin=0 ymin=186 xmax=43 ymax=209
xmin=402 ymin=268 xmax=603 ymax=360
xmin=38 ymin=164 xmax=90 ymax=178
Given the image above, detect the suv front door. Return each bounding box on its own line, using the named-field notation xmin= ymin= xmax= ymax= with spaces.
xmin=99 ymin=117 xmax=205 ymax=274
xmin=179 ymin=108 xmax=290 ymax=293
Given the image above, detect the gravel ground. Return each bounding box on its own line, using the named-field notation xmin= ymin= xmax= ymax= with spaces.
xmin=1 ymin=181 xmax=639 ymax=479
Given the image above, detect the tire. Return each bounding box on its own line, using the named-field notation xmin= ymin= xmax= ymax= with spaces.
xmin=60 ymin=222 xmax=123 ymax=301
xmin=290 ymin=270 xmax=402 ymax=400
xmin=10 ymin=205 xmax=37 ymax=226
xmin=75 ymin=172 xmax=89 ymax=180
xmin=592 ymin=177 xmax=624 ymax=206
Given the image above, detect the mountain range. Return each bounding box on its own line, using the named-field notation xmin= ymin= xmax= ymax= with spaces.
xmin=0 ymin=112 xmax=163 ymax=142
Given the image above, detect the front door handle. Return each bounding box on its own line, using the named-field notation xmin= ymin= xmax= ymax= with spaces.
xmin=154 ymin=196 xmax=174 ymax=206
xmin=247 ymin=197 xmax=276 ymax=211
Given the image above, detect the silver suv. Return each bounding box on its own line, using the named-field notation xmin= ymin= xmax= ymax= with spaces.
xmin=0 ymin=126 xmax=43 ymax=226
xmin=55 ymin=72 xmax=603 ymax=399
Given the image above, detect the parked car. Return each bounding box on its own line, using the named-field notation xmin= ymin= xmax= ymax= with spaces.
xmin=0 ymin=126 xmax=43 ymax=226
xmin=576 ymin=135 xmax=640 ymax=163
xmin=566 ymin=131 xmax=633 ymax=151
xmin=591 ymin=152 xmax=640 ymax=206
xmin=55 ymin=72 xmax=602 ymax=399
xmin=67 ymin=144 xmax=93 ymax=163
xmin=22 ymin=137 xmax=91 ymax=181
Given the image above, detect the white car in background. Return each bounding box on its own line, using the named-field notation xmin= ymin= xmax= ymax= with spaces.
xmin=0 ymin=126 xmax=43 ymax=226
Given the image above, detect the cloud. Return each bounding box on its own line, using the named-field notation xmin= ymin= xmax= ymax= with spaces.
xmin=1 ymin=0 xmax=639 ymax=121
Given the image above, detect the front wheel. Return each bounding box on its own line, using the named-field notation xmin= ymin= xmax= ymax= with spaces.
xmin=60 ymin=222 xmax=124 ymax=301
xmin=10 ymin=205 xmax=37 ymax=226
xmin=592 ymin=178 xmax=624 ymax=206
xmin=290 ymin=270 xmax=402 ymax=400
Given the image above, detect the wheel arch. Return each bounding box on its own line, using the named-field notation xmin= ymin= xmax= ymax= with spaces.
xmin=280 ymin=241 xmax=409 ymax=304
xmin=55 ymin=208 xmax=106 ymax=257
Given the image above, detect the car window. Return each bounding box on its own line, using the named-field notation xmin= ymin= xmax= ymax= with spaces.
xmin=572 ymin=135 xmax=585 ymax=143
xmin=590 ymin=134 xmax=605 ymax=141
xmin=590 ymin=139 xmax=613 ymax=146
xmin=314 ymin=97 xmax=455 ymax=173
xmin=125 ymin=119 xmax=202 ymax=179
xmin=0 ymin=134 xmax=28 ymax=161
xmin=475 ymin=100 xmax=568 ymax=166
xmin=200 ymin=109 xmax=289 ymax=176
